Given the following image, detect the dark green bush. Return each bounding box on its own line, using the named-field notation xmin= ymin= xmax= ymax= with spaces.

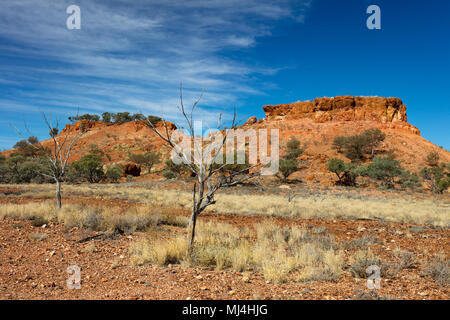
xmin=13 ymin=136 xmax=43 ymax=158
xmin=69 ymin=154 xmax=105 ymax=183
xmin=284 ymin=138 xmax=303 ymax=160
xmin=420 ymin=165 xmax=450 ymax=194
xmin=425 ymin=151 xmax=440 ymax=167
xmin=362 ymin=129 xmax=386 ymax=158
xmin=105 ymin=166 xmax=122 ymax=183
xmin=148 ymin=115 xmax=163 ymax=124
xmin=68 ymin=114 xmax=100 ymax=122
xmin=277 ymin=159 xmax=298 ymax=182
xmin=101 ymin=112 xmax=113 ymax=123
xmin=332 ymin=129 xmax=385 ymax=161
xmin=162 ymin=170 xmax=176 ymax=179
xmin=128 ymin=151 xmax=161 ymax=174
xmin=163 ymin=159 xmax=189 ymax=178
xmin=399 ymin=170 xmax=422 ymax=191
xmin=326 ymin=158 xmax=359 ymax=186
xmin=359 ymin=156 xmax=403 ymax=189
xmin=332 ymin=136 xmax=347 ymax=153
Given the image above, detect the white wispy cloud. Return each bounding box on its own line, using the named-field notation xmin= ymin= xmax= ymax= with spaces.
xmin=0 ymin=0 xmax=311 ymax=147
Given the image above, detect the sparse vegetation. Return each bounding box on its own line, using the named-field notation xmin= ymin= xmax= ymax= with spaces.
xmin=105 ymin=165 xmax=122 ymax=183
xmin=276 ymin=138 xmax=304 ymax=182
xmin=68 ymin=114 xmax=100 ymax=122
xmin=425 ymin=258 xmax=449 ymax=287
xmin=425 ymin=151 xmax=440 ymax=167
xmin=128 ymin=152 xmax=161 ymax=174
xmin=129 ymin=221 xmax=344 ymax=284
xmin=332 ymin=129 xmax=386 ymax=161
xmin=326 ymin=158 xmax=359 ymax=186
xmin=359 ymin=156 xmax=404 ymax=189
xmin=3 ymin=183 xmax=448 ymax=226
xmin=420 ymin=163 xmax=450 ymax=194
xmin=68 ymin=153 xmax=105 ymax=183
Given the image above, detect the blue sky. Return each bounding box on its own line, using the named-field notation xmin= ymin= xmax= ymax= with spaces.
xmin=0 ymin=0 xmax=449 ymax=150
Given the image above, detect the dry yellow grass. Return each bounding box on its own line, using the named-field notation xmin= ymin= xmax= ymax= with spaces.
xmin=129 ymin=237 xmax=188 ymax=266
xmin=128 ymin=220 xmax=345 ymax=284
xmin=0 ymin=200 xmax=182 ymax=233
xmin=3 ymin=183 xmax=448 ymax=226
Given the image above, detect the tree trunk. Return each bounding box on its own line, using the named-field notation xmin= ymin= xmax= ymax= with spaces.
xmin=56 ymin=180 xmax=62 ymax=209
xmin=187 ymin=210 xmax=197 ymax=256
xmin=187 ymin=183 xmax=198 ymax=256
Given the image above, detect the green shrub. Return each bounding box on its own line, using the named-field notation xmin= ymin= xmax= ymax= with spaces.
xmin=147 ymin=115 xmax=162 ymax=124
xmin=399 ymin=170 xmax=422 ymax=190
xmin=275 ymin=138 xmax=304 ymax=182
xmin=425 ymin=258 xmax=449 ymax=286
xmin=332 ymin=136 xmax=347 ymax=153
xmin=342 ymin=134 xmax=371 ymax=161
xmin=425 ymin=151 xmax=440 ymax=167
xmin=128 ymin=152 xmax=161 ymax=174
xmin=362 ymin=129 xmax=386 ymax=158
xmin=211 ymin=152 xmax=250 ymax=185
xmin=163 ymin=159 xmax=189 ymax=178
xmin=0 ymin=164 xmax=8 ymax=183
xmin=131 ymin=113 xmax=146 ymax=121
xmin=163 ymin=170 xmax=176 ymax=179
xmin=326 ymin=158 xmax=359 ymax=186
xmin=420 ymin=165 xmax=450 ymax=194
xmin=101 ymin=112 xmax=113 ymax=123
xmin=284 ymin=138 xmax=303 ymax=160
xmin=332 ymin=129 xmax=385 ymax=161
xmin=69 ymin=154 xmax=105 ymax=183
xmin=105 ymin=166 xmax=122 ymax=183
xmin=18 ymin=159 xmax=50 ymax=183
xmin=13 ymin=137 xmax=41 ymax=157
xmin=68 ymin=114 xmax=100 ymax=122
xmin=277 ymin=159 xmax=298 ymax=182
xmin=359 ymin=156 xmax=403 ymax=189
xmin=113 ymin=112 xmax=133 ymax=124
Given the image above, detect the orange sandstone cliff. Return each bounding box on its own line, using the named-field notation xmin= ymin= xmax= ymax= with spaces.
xmin=261 ymin=96 xmax=420 ymax=135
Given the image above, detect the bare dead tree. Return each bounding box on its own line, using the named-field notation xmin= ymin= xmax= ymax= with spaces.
xmin=14 ymin=113 xmax=86 ymax=208
xmin=146 ymin=87 xmax=259 ymax=255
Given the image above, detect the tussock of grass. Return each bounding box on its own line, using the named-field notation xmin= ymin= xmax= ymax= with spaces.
xmin=157 ymin=212 xmax=189 ymax=228
xmin=425 ymin=257 xmax=449 ymax=287
xmin=192 ymin=221 xmax=252 ymax=270
xmin=349 ymin=249 xmax=401 ymax=279
xmin=129 ymin=221 xmax=345 ymax=284
xmin=129 ymin=237 xmax=187 ymax=266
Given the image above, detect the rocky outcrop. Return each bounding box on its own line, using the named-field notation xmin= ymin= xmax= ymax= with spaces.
xmin=123 ymin=163 xmax=141 ymax=177
xmin=262 ymin=96 xmax=419 ymax=134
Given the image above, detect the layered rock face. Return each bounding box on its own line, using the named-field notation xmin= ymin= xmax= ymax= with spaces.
xmin=263 ymin=96 xmax=419 ymax=134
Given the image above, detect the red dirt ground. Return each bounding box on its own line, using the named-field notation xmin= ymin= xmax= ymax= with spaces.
xmin=0 ymin=193 xmax=448 ymax=300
